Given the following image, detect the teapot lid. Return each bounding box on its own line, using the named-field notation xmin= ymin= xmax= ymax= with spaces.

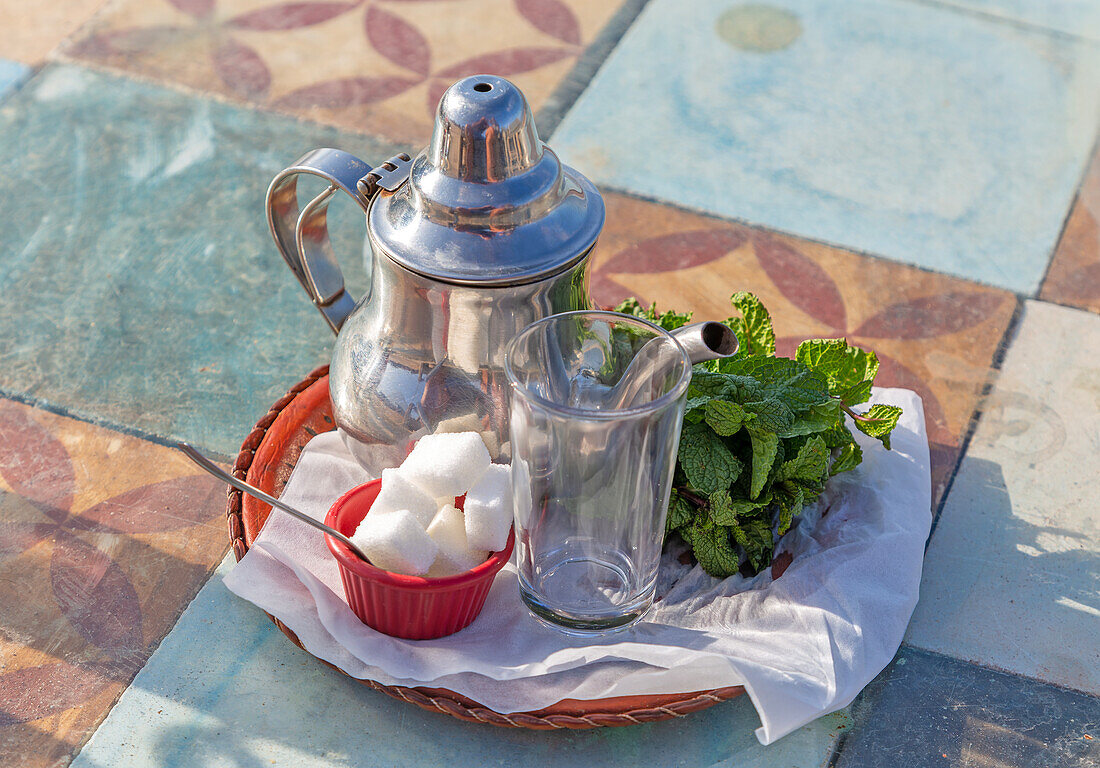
xmin=368 ymin=76 xmax=604 ymax=286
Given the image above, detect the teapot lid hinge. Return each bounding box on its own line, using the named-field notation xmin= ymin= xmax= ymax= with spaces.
xmin=357 ymin=153 xmax=414 ymax=200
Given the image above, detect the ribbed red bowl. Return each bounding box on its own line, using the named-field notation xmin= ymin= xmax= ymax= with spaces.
xmin=324 ymin=479 xmax=515 ymax=640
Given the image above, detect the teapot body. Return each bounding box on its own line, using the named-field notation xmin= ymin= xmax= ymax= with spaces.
xmin=331 ymin=242 xmax=592 ymax=473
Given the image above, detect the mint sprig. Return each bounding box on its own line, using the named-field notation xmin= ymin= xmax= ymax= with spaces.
xmin=616 ymin=293 xmax=903 ymax=578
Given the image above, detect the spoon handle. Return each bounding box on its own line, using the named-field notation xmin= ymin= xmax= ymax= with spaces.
xmin=176 ymin=443 xmax=371 ymax=563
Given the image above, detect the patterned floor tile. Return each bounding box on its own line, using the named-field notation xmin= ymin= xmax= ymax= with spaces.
xmin=1042 ymin=143 xmax=1100 ymax=314
xmin=0 ymin=64 xmax=405 ymax=456
xmin=0 ymin=0 xmax=107 ymax=63
xmin=63 ymin=0 xmax=628 ymax=145
xmin=835 ymin=646 xmax=1100 ymax=768
xmin=73 ymin=555 xmax=849 ymax=768
xmin=551 ymin=0 xmax=1100 ymax=294
xmin=931 ymin=0 xmax=1100 ymax=41
xmin=593 ymin=192 xmax=1017 ymax=507
xmin=0 ymin=399 xmax=228 ymax=768
xmin=906 ymin=301 xmax=1100 ymax=695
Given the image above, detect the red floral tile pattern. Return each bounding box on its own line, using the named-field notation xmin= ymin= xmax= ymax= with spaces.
xmin=1042 ymin=146 xmax=1100 ymax=314
xmin=0 ymin=400 xmax=227 ymax=767
xmin=593 ymin=193 xmax=1018 ymax=506
xmin=64 ymin=0 xmax=624 ymax=143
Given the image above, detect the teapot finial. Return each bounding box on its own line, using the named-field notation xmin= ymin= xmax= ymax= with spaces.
xmin=430 ymin=76 xmax=542 ymax=181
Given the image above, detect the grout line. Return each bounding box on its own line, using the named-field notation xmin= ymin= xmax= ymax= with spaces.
xmin=901 ymin=0 xmax=1100 ymax=46
xmin=926 ymin=295 xmax=1025 ymax=540
xmin=536 ymin=0 xmax=653 ymax=138
xmin=0 ymin=388 xmax=235 ymax=464
xmin=901 ymin=644 xmax=1100 ymax=699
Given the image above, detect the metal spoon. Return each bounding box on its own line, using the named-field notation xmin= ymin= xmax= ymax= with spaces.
xmin=177 ymin=443 xmax=372 ymax=563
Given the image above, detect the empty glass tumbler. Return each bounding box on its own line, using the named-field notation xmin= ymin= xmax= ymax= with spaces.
xmin=504 ymin=311 xmax=691 ymax=633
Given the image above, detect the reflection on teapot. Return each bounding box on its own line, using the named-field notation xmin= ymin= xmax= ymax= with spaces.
xmin=265 ymin=75 xmax=601 ymax=473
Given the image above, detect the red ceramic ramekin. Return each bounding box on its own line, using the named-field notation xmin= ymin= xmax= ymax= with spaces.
xmin=324 ymin=479 xmax=515 ymax=640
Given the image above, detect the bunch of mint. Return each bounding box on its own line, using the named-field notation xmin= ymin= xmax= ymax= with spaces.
xmin=616 ymin=293 xmax=902 ymax=578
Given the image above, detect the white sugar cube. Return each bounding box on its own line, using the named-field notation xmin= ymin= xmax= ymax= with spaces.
xmin=427 ymin=546 xmax=490 ymax=578
xmin=426 ymin=503 xmax=468 ymax=554
xmin=352 ymin=508 xmax=438 ymax=576
xmin=372 ymin=468 xmax=437 ymax=528
xmin=425 ymin=504 xmax=488 ymax=577
xmin=400 ymin=431 xmax=491 ymax=499
xmin=464 ymin=463 xmax=514 ymax=552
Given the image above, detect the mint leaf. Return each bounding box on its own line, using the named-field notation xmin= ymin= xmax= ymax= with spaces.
xmin=852 ymin=404 xmax=903 ymax=449
xmin=748 ymin=430 xmax=779 ymax=500
xmin=795 ymin=338 xmax=879 ymax=406
xmin=666 ymin=490 xmax=694 ymax=533
xmin=776 ymin=436 xmax=830 ymax=485
xmin=781 ymin=399 xmax=843 ymax=438
xmin=711 ymin=495 xmax=769 ymax=526
xmin=727 ymin=292 xmax=775 ymax=357
xmin=688 ymin=370 xmax=742 ymax=399
xmin=678 ymin=423 xmax=743 ymax=494
xmin=830 ymin=441 xmax=863 ymax=476
xmin=743 ymin=397 xmax=794 ymax=435
xmin=820 ymin=423 xmax=855 ymax=448
xmin=692 ymin=518 xmax=740 ymax=577
xmin=721 ymin=356 xmax=831 ymax=411
xmin=683 ymin=395 xmax=711 ymax=425
xmin=775 ymin=485 xmax=805 ymax=534
xmin=614 ymin=298 xmax=692 ymax=331
xmin=704 ymin=399 xmax=747 ymax=436
xmin=730 ymin=516 xmax=773 ymax=571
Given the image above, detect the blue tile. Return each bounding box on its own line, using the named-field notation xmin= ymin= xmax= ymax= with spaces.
xmin=835 ymin=647 xmax=1100 ymax=767
xmin=71 ymin=557 xmax=848 ymax=768
xmin=0 ymin=64 xmax=408 ymax=455
xmin=0 ymin=59 xmax=29 ymax=100
xmin=551 ymin=0 xmax=1100 ymax=293
xmin=934 ymin=0 xmax=1100 ymax=41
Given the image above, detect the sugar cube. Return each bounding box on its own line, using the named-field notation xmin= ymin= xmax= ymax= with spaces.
xmin=427 ymin=546 xmax=490 ymax=578
xmin=425 ymin=504 xmax=489 ymax=577
xmin=351 ymin=508 xmax=438 ymax=576
xmin=464 ymin=463 xmax=514 ymax=552
xmin=400 ymin=431 xmax=490 ymax=499
xmin=371 ymin=468 xmax=437 ymax=528
xmin=426 ymin=503 xmax=468 ymax=554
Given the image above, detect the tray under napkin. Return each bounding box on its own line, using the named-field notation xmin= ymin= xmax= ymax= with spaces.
xmin=225 ymin=365 xmax=745 ymax=730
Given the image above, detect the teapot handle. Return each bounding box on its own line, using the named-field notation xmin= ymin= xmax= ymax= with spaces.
xmin=265 ymin=148 xmax=412 ymax=334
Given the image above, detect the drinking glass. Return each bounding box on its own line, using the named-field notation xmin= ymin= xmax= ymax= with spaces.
xmin=504 ymin=311 xmax=691 ymax=633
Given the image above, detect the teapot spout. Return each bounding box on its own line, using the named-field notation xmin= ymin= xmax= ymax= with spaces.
xmin=670 ymin=322 xmax=738 ymax=364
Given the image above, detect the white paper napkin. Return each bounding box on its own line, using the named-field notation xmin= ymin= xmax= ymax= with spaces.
xmin=224 ymin=388 xmax=931 ymax=744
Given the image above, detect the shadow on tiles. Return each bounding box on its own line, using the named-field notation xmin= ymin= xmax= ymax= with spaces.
xmin=836 ymin=646 xmax=1100 ymax=767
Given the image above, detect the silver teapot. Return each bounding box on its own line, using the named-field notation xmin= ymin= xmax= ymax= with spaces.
xmin=267 ymin=75 xmax=734 ymax=473
xmin=266 ymin=76 xmax=602 ymax=472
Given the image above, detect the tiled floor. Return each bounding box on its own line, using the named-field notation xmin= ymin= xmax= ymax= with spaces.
xmin=63 ymin=0 xmax=633 ymax=145
xmin=0 ymin=400 xmax=228 ymax=768
xmin=552 ymin=0 xmax=1100 ymax=293
xmin=0 ymin=0 xmax=1097 ymax=765
xmin=906 ymin=300 xmax=1100 ymax=695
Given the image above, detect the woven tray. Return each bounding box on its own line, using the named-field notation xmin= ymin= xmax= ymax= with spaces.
xmin=226 ymin=365 xmax=745 ymax=729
